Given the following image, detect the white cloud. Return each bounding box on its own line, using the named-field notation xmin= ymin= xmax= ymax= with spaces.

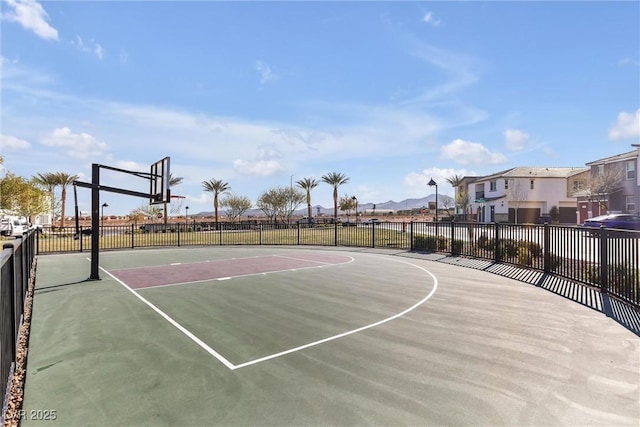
xmin=233 ymin=159 xmax=284 ymax=176
xmin=256 ymin=60 xmax=278 ymax=84
xmin=404 ymin=167 xmax=472 ymax=197
xmin=609 ymin=109 xmax=640 ymax=141
xmin=503 ymin=128 xmax=530 ymax=151
xmin=41 ymin=127 xmax=109 ymax=159
xmin=70 ymin=36 xmax=105 ymax=60
xmin=3 ymin=0 xmax=58 ymax=41
xmin=0 ymin=134 xmax=31 ymax=150
xmin=440 ymin=139 xmax=507 ymax=166
xmin=119 ymin=49 xmax=128 ymax=64
xmin=422 ymin=11 xmax=441 ymax=27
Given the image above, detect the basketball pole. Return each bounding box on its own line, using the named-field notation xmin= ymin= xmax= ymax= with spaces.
xmin=74 ymin=158 xmax=169 ymax=282
xmin=90 ymin=163 xmax=101 ymax=280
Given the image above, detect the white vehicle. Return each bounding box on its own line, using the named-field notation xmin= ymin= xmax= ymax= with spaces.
xmin=0 ymin=215 xmax=30 ymax=237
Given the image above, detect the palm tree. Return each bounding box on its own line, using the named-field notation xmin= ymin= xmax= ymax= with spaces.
xmin=296 ymin=177 xmax=319 ymax=220
xmin=446 ymin=174 xmax=465 ymax=218
xmin=202 ymin=179 xmax=230 ymax=224
xmin=446 ymin=174 xmax=464 ymax=188
xmin=163 ymin=173 xmax=184 ymax=224
xmin=33 ymin=172 xmax=59 ymax=224
xmin=55 ymin=172 xmax=78 ymax=227
xmin=321 ymin=172 xmax=349 ymax=220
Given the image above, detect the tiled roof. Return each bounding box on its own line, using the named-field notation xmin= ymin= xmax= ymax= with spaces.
xmin=585 ymin=149 xmax=638 ymax=166
xmin=468 ymin=167 xmax=589 ymax=182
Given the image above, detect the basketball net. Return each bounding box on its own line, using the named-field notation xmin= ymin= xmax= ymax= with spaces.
xmin=170 ymin=195 xmax=186 ymax=215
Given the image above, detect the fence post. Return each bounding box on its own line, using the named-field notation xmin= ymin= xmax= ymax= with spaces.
xmin=371 ymin=223 xmax=375 ymax=248
xmin=494 ymin=222 xmax=500 ymax=262
xmin=599 ymin=226 xmax=608 ymax=294
xmin=410 ymin=221 xmax=414 ymax=251
xmin=449 ymin=218 xmax=459 ymax=256
xmin=543 ymin=223 xmax=550 ymax=273
xmin=297 ymin=223 xmax=301 ymax=246
xmin=334 ymin=222 xmax=338 ymax=246
xmin=259 ymin=224 xmax=263 ymax=245
xmin=131 ymin=224 xmax=135 ymax=249
xmin=177 ymin=222 xmax=181 ymax=247
xmin=1 ymin=243 xmax=17 ymax=385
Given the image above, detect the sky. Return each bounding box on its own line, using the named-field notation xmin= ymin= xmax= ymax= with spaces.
xmin=1 ymin=0 xmax=639 ymax=217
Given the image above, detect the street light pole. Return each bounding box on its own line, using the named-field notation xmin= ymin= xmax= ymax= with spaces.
xmin=101 ymin=202 xmax=108 ymax=237
xmin=428 ymin=178 xmax=438 ymax=222
xmin=185 ymin=206 xmax=189 ymax=225
xmin=352 ymin=196 xmax=358 ymax=223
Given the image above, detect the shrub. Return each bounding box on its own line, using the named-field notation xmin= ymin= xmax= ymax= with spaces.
xmin=518 ymin=240 xmax=542 ymax=257
xmin=413 ymin=235 xmax=446 ymax=252
xmin=499 ymin=239 xmax=519 ymax=258
xmin=517 ymin=247 xmax=533 ymax=266
xmin=451 ymin=239 xmax=464 ymax=255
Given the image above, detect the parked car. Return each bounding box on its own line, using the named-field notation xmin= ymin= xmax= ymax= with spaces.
xmin=342 ymin=221 xmax=356 ymax=227
xmin=363 ymin=218 xmax=380 ymax=225
xmin=297 ymin=217 xmax=315 ymax=225
xmin=581 ymin=214 xmax=640 ymax=231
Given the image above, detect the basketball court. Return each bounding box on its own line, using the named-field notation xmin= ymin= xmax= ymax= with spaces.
xmin=20 ymin=246 xmax=639 ymax=426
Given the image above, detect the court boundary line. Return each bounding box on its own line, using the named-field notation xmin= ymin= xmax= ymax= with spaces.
xmin=94 ymin=254 xmax=438 ymax=371
xmin=133 ymin=255 xmax=355 ymax=291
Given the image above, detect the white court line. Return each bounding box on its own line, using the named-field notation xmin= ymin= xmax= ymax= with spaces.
xmin=96 ymin=255 xmax=438 ymax=372
xmin=99 ymin=265 xmax=237 ymax=370
xmin=107 ymin=254 xmax=270 ymax=272
xmin=134 ymin=256 xmax=355 ymax=291
xmin=231 ymin=257 xmax=438 ymax=370
xmin=272 ymin=254 xmax=354 ymax=266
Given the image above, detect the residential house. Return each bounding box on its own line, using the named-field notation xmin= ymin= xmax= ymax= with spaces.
xmin=576 ymin=145 xmax=639 ymax=223
xmin=461 ymin=167 xmax=589 ymax=224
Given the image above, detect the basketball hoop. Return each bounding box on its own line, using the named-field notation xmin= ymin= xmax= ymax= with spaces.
xmin=170 ymin=195 xmax=186 ymax=215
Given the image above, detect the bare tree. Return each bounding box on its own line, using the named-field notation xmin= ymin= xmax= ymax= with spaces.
xmin=438 ymin=194 xmax=454 ymax=217
xmin=505 ymin=179 xmax=528 ymax=224
xmin=585 ymin=166 xmax=624 ymax=213
xmin=456 ymin=189 xmax=471 ymax=220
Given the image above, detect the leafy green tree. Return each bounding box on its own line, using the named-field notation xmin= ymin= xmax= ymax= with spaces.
xmin=220 ymin=194 xmax=252 ymax=222
xmin=257 ymin=186 xmax=304 ymax=222
xmin=202 ymin=179 xmax=230 ymax=223
xmin=339 ymin=194 xmax=357 ymax=219
xmin=0 ymin=173 xmax=48 ymax=218
xmin=55 ymin=172 xmax=79 ymax=227
xmin=296 ymin=177 xmax=319 ymax=220
xmin=321 ymin=172 xmax=349 ymax=220
xmin=257 ymin=187 xmax=288 ymax=222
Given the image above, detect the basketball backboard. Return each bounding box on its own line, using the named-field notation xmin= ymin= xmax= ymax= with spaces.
xmin=150 ymin=157 xmax=170 ymax=204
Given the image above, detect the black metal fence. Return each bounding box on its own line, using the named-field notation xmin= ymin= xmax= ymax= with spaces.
xmin=1 ymin=230 xmax=36 ymax=407
xmin=34 ymin=221 xmax=640 ymax=309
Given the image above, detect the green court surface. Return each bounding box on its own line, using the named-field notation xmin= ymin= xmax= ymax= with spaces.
xmin=22 ymin=247 xmax=639 ymax=426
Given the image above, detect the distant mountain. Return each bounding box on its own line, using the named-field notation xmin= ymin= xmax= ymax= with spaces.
xmin=194 ymin=194 xmax=454 ymax=218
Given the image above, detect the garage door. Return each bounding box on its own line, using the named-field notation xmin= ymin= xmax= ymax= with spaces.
xmin=508 ymin=208 xmax=540 ymax=224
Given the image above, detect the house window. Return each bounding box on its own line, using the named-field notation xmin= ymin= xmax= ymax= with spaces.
xmin=572 ymin=180 xmax=586 ymax=192
xmin=504 ymin=179 xmax=509 ymax=190
xmin=626 ymin=160 xmax=636 ymax=180
xmin=597 ymin=165 xmax=605 ymax=176
xmin=490 ymin=180 xmax=497 ymax=191
xmin=530 ymin=179 xmax=535 ymax=190
xmin=627 ymin=196 xmax=636 ymax=213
